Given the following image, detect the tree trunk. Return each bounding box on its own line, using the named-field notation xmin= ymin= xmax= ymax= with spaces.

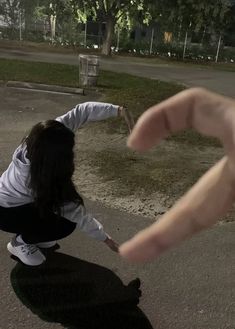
xmin=50 ymin=14 xmax=56 ymax=42
xmin=23 ymin=1 xmax=36 ymax=37
xmin=98 ymin=21 xmax=102 ymax=48
xmin=182 ymin=30 xmax=188 ymax=60
xmin=200 ymin=26 xmax=207 ymax=46
xmin=49 ymin=3 xmax=56 ymax=43
xmin=102 ymin=15 xmax=115 ymax=56
xmin=215 ymin=34 xmax=222 ymax=63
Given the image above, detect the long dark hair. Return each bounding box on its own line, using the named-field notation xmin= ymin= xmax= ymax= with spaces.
xmin=24 ymin=120 xmax=83 ymax=217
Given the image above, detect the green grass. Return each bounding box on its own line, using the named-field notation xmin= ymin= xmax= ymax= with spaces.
xmin=99 ymin=70 xmax=183 ymax=124
xmin=0 ymin=39 xmax=99 ymax=55
xmin=0 ymin=58 xmax=80 ymax=87
xmin=98 ymin=70 xmax=221 ymax=148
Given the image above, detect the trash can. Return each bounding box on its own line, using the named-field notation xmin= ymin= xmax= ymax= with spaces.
xmin=79 ymin=54 xmax=100 ymax=87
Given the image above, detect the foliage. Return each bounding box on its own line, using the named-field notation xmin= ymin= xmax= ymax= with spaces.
xmin=0 ymin=0 xmax=234 ymax=56
xmin=0 ymin=0 xmax=20 ymax=27
xmin=69 ymin=0 xmax=149 ymax=54
xmin=147 ymin=0 xmax=234 ymax=36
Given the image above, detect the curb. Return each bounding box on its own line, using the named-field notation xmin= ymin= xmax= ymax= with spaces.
xmin=6 ymin=81 xmax=84 ymax=95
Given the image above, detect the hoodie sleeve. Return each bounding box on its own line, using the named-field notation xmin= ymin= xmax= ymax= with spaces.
xmin=55 ymin=102 xmax=119 ymax=132
xmin=61 ymin=202 xmax=108 ymax=241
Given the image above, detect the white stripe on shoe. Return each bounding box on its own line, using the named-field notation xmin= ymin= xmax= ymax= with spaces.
xmin=36 ymin=241 xmax=57 ymax=248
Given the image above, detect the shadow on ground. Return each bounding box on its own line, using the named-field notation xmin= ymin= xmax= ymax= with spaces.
xmin=10 ymin=250 xmax=153 ymax=329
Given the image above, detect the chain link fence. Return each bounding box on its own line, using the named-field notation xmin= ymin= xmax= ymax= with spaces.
xmin=120 ymin=26 xmax=235 ymax=63
xmin=0 ymin=18 xmax=235 ymax=63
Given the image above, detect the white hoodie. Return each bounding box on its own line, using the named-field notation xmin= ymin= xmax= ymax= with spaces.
xmin=0 ymin=102 xmax=119 ymax=241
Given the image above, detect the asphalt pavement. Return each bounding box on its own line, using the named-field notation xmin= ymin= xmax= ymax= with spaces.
xmin=0 ymin=86 xmax=235 ymax=329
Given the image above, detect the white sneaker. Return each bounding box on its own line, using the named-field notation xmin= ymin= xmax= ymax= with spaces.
xmin=7 ymin=236 xmax=46 ymax=266
xmin=36 ymin=241 xmax=57 ymax=248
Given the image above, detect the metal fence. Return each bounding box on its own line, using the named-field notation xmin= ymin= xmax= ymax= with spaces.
xmin=0 ymin=19 xmax=235 ymax=63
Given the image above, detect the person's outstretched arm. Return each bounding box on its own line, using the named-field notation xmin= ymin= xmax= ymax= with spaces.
xmin=62 ymin=202 xmax=119 ymax=252
xmin=119 ymin=88 xmax=235 ymax=263
xmin=56 ymin=102 xmax=134 ymax=133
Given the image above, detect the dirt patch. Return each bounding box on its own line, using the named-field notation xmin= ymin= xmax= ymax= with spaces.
xmin=73 ymin=122 xmax=235 ymax=221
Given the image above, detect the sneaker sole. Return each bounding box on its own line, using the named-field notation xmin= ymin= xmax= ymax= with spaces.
xmin=7 ymin=242 xmax=45 ymax=266
xmin=36 ymin=241 xmax=57 ymax=248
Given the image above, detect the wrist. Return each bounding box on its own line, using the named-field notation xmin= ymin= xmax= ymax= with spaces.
xmin=104 ymin=233 xmax=111 ymax=242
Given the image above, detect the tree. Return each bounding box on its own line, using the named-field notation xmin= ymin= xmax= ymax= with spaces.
xmin=142 ymin=0 xmax=234 ymax=60
xmin=37 ymin=0 xmax=69 ymax=42
xmin=71 ymin=0 xmax=147 ymax=55
xmin=35 ymin=0 xmax=72 ymax=42
xmin=148 ymin=0 xmax=234 ymax=41
xmin=0 ymin=0 xmax=21 ymax=34
xmin=0 ymin=0 xmax=38 ymax=39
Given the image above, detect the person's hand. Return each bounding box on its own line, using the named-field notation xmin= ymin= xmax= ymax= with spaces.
xmin=104 ymin=236 xmax=119 ymax=252
xmin=119 ymin=87 xmax=235 ymax=263
xmin=118 ymin=106 xmax=135 ymax=133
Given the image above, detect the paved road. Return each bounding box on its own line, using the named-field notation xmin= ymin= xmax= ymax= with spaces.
xmin=0 ymin=47 xmax=234 ymax=97
xmin=0 ymin=86 xmax=235 ymax=329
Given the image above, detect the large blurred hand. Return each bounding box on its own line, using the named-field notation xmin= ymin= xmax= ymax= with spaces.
xmin=119 ymin=88 xmax=235 ymax=263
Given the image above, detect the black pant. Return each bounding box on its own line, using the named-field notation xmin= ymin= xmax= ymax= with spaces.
xmin=0 ymin=203 xmax=76 ymax=244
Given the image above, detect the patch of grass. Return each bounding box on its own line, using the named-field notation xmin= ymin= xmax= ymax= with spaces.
xmin=81 ymin=148 xmax=208 ymax=198
xmin=0 ymin=39 xmax=100 ymax=55
xmin=98 ymin=70 xmax=221 ymax=147
xmin=99 ymin=70 xmax=183 ymax=111
xmin=0 ymin=58 xmax=80 ymax=87
xmin=168 ymin=130 xmax=221 ymax=148
xmin=98 ymin=70 xmax=184 ymax=131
